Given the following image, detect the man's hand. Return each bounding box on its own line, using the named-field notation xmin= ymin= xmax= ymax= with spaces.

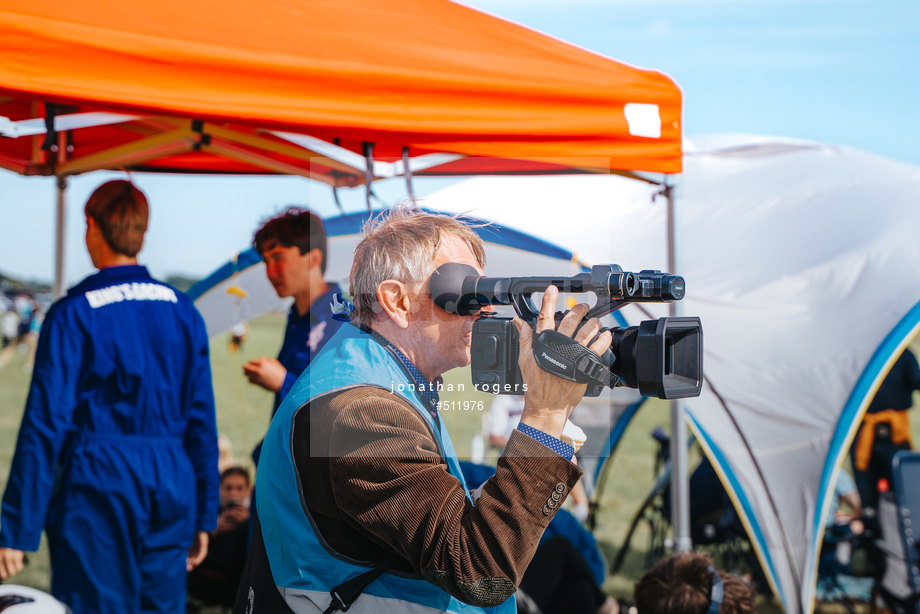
xmin=0 ymin=548 xmax=24 ymax=579
xmin=243 ymin=357 xmax=287 ymax=392
xmin=515 ymin=286 xmax=611 ymax=440
xmin=186 ymin=531 xmax=209 ymax=572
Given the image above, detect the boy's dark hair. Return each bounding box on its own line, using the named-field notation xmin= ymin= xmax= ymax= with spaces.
xmin=253 ymin=208 xmax=328 ymax=274
xmin=634 ymin=552 xmax=753 ymax=614
xmin=84 ymin=180 xmax=149 ymax=257
xmin=220 ymin=466 xmax=250 ymax=486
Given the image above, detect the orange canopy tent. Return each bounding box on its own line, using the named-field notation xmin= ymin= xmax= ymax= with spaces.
xmin=0 ymin=0 xmax=693 ymax=551
xmin=0 ymin=0 xmax=682 ymax=184
xmin=0 ymin=0 xmax=683 ymax=297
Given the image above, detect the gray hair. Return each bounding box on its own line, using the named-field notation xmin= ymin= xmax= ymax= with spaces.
xmin=348 ymin=205 xmax=486 ymax=327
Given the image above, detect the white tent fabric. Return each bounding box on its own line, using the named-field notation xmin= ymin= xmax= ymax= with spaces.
xmin=191 ymin=253 xmax=293 ymax=339
xmin=421 ymin=138 xmax=920 ymax=614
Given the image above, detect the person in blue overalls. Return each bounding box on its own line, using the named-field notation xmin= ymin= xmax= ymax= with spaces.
xmin=0 ymin=181 xmax=219 ymax=614
xmin=242 ymin=208 xmax=342 ymax=465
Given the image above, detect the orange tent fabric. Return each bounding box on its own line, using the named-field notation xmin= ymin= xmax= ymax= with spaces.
xmin=0 ymin=0 xmax=682 ymax=180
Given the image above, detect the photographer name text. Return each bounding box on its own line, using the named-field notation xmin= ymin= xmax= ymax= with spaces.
xmin=388 ymin=381 xmax=528 ymax=397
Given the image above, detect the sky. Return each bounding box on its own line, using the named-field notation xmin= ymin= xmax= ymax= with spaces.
xmin=1 ymin=0 xmax=917 ymax=286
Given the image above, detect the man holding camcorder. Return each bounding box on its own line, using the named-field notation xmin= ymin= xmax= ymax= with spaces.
xmin=234 ymin=206 xmax=612 ymax=614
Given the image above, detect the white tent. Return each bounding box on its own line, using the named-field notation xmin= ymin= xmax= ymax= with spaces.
xmin=422 ymin=136 xmax=920 ymax=614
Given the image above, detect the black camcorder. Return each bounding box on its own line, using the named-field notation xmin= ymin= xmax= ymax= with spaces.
xmin=429 ymin=263 xmax=703 ymax=399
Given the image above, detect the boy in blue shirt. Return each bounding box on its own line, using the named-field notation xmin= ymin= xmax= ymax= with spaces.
xmin=0 ymin=180 xmax=219 ymax=614
xmin=243 ymin=209 xmax=342 ymax=464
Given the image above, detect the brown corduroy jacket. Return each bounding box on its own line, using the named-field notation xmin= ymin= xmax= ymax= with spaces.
xmin=293 ymin=386 xmax=583 ymax=607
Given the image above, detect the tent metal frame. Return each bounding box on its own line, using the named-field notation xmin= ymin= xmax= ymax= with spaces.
xmin=663 ymin=181 xmax=692 ymax=553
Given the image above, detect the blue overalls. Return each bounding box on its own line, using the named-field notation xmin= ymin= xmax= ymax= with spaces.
xmin=0 ymin=265 xmax=219 ymax=614
xmin=256 ymin=324 xmax=517 ymax=613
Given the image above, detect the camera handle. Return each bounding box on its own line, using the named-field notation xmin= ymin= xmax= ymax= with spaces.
xmin=532 ymin=329 xmax=619 ymax=388
xmin=505 ymin=281 xmax=627 ymax=322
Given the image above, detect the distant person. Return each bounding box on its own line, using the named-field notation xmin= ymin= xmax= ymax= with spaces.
xmin=243 ymin=208 xmax=342 ymax=464
xmin=519 ymin=537 xmax=617 ymax=614
xmin=22 ymin=300 xmax=43 ymax=373
xmin=822 ymin=469 xmax=863 ymax=569
xmin=488 ymin=394 xmax=525 ymax=451
xmin=188 ymin=467 xmax=252 ymax=609
xmin=634 ymin=552 xmax=754 ymax=614
xmin=850 ymin=349 xmax=920 ymax=508
xmin=217 ymin=433 xmax=242 ymax=475
xmin=826 ymin=469 xmax=862 ymax=530
xmin=14 ymin=295 xmax=33 ymax=343
xmin=228 ymin=321 xmax=249 ymax=354
xmin=682 ymin=455 xmax=747 ymax=545
xmin=0 ymin=180 xmax=219 ymax=614
xmin=465 ymin=459 xmax=615 ymax=613
xmin=0 ymin=306 xmax=19 ymax=368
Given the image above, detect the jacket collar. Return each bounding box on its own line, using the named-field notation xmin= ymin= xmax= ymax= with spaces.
xmin=69 ymin=265 xmax=153 ymax=295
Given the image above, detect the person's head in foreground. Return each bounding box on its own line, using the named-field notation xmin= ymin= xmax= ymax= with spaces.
xmin=219 ymin=466 xmax=251 ymax=506
xmin=253 ymin=207 xmax=328 ymax=300
xmin=634 ymin=552 xmax=754 ymax=614
xmin=84 ymin=180 xmax=149 ymax=268
xmin=349 ymin=205 xmax=487 ymax=380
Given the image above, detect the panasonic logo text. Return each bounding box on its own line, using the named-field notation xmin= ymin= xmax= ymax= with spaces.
xmin=541 ymin=352 xmax=567 ymax=370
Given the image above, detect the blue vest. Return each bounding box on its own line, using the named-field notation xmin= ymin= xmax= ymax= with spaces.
xmin=257 ymin=324 xmax=517 ymax=614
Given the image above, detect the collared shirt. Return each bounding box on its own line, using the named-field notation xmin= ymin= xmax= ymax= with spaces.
xmin=378 ymin=334 xmax=443 ymax=428
xmin=273 ymin=282 xmax=343 ymax=416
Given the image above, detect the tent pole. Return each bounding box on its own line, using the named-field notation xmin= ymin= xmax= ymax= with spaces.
xmin=53 ymin=175 xmax=68 ymax=299
xmin=666 ymin=179 xmax=692 ymax=554
xmin=331 ymin=186 xmax=345 ymax=214
xmin=362 ymin=142 xmax=374 ymax=212
xmin=403 ymin=146 xmax=416 ymax=202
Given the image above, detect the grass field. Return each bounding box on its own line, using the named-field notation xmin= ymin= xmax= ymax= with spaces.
xmin=2 ymin=313 xmax=917 ymax=610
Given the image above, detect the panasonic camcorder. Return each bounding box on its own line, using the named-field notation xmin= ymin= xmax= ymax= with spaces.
xmin=429 ymin=263 xmax=703 ymax=399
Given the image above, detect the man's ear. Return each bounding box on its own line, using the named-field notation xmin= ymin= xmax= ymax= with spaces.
xmin=85 ymin=216 xmax=105 ymax=245
xmin=307 ymin=248 xmax=323 ymax=270
xmin=376 ymin=280 xmax=412 ymax=329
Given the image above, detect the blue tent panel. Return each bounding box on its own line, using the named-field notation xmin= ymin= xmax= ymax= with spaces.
xmin=187 ymin=248 xmax=262 ymax=302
